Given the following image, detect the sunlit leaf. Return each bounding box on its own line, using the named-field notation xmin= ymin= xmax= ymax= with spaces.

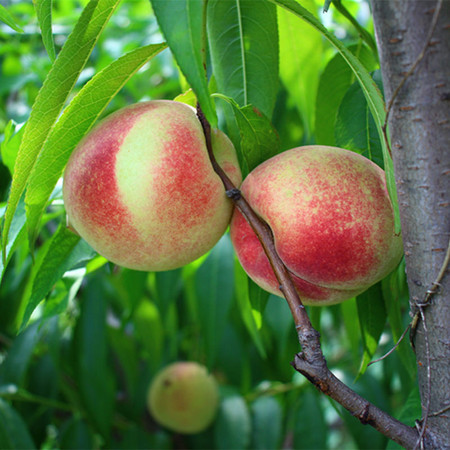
xmin=315 ymin=43 xmax=377 ymax=146
xmin=21 ymin=224 xmax=95 ymax=330
xmin=2 ymin=0 xmax=122 ymax=259
xmin=25 ymin=43 xmax=166 ymax=249
xmin=0 ymin=4 xmax=24 ymax=33
xmin=34 ymin=0 xmax=56 ymax=61
xmin=0 ymin=197 xmax=27 ymax=284
xmin=278 ymin=0 xmax=322 ymax=139
xmin=150 ymin=0 xmax=216 ymax=126
xmin=207 ymin=0 xmax=279 ymax=119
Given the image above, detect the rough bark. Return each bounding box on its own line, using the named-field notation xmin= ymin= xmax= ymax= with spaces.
xmin=371 ymin=1 xmax=450 ymax=447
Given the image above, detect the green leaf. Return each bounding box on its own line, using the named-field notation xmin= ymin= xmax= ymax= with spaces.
xmin=293 ymin=390 xmax=327 ymax=449
xmin=315 ymin=43 xmax=377 ymax=146
xmin=25 ymin=43 xmax=166 ymax=249
xmin=264 ymin=295 xmax=294 ymax=358
xmin=58 ymin=418 xmax=94 ymax=450
xmin=150 ymin=0 xmax=216 ymax=126
xmin=250 ymin=396 xmax=283 ymax=449
xmin=269 ymin=0 xmax=400 ymax=232
xmin=34 ymin=0 xmax=56 ymax=61
xmin=108 ymin=327 xmax=140 ymax=400
xmin=195 ymin=235 xmax=235 ymax=367
xmin=234 ymin=260 xmax=267 ymax=358
xmin=335 ymin=71 xmax=384 ymax=168
xmin=2 ymin=0 xmax=122 ymax=258
xmin=340 ymin=298 xmax=361 ymax=365
xmin=213 ymin=94 xmax=280 ymax=176
xmin=75 ymin=278 xmax=115 ymax=438
xmin=0 ymin=197 xmax=27 ymax=284
xmin=21 ymin=224 xmax=96 ymax=330
xmin=41 ymin=273 xmax=84 ymax=322
xmin=381 ymin=260 xmax=416 ymax=376
xmin=0 ymin=4 xmax=24 ymax=33
xmin=133 ymin=299 xmax=163 ymax=371
xmin=278 ymin=0 xmax=323 ymax=138
xmin=386 ymin=388 xmax=421 ymax=449
xmin=207 ymin=0 xmax=279 ymax=119
xmin=0 ymin=121 xmax=25 ymax=176
xmin=330 ymin=0 xmax=378 ymax=56
xmin=0 ymin=322 xmax=41 ymax=387
xmin=214 ymin=394 xmax=251 ymax=450
xmin=0 ymin=399 xmax=35 ymax=450
xmin=356 ymin=283 xmax=387 ymax=376
xmin=153 ymin=268 xmax=183 ymax=317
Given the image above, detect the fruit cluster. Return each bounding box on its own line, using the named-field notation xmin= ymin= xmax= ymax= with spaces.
xmin=63 ymin=100 xmax=403 ymax=306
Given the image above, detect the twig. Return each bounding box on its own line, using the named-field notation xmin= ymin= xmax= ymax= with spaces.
xmin=429 ymin=404 xmax=450 ymax=418
xmin=368 ymin=323 xmax=411 ymax=367
xmin=196 ymin=103 xmax=421 ymax=449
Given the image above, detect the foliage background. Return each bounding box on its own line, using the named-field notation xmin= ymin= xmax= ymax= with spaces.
xmin=0 ymin=1 xmax=419 ymax=449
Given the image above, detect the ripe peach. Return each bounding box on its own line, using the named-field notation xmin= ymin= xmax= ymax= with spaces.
xmin=230 ymin=146 xmax=403 ymax=305
xmin=63 ymin=100 xmax=241 ymax=271
xmin=147 ymin=362 xmax=219 ymax=434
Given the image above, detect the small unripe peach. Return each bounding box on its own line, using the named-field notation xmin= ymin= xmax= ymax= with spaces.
xmin=147 ymin=362 xmax=219 ymax=434
xmin=63 ymin=100 xmax=241 ymax=271
xmin=230 ymin=145 xmax=403 ymax=305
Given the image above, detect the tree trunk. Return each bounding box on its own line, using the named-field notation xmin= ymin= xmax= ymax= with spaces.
xmin=371 ymin=1 xmax=450 ymax=448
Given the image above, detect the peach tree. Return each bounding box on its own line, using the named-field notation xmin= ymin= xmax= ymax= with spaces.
xmin=0 ymin=0 xmax=447 ymax=449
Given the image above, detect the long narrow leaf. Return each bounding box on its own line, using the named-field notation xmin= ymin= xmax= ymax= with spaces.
xmin=150 ymin=0 xmax=217 ymax=126
xmin=25 ymin=43 xmax=167 ymax=247
xmin=1 ymin=0 xmax=121 ymax=258
xmin=207 ymin=0 xmax=279 ymax=119
xmin=21 ymin=224 xmax=96 ymax=330
xmin=269 ymin=0 xmax=400 ymax=232
xmin=0 ymin=4 xmax=24 ymax=33
xmin=34 ymin=0 xmax=56 ymax=61
xmin=278 ymin=0 xmax=322 ymax=139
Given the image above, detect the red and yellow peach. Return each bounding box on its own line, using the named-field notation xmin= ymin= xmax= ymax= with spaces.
xmin=230 ymin=145 xmax=403 ymax=305
xmin=63 ymin=100 xmax=241 ymax=271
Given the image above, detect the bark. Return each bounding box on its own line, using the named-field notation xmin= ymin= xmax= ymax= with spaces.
xmin=371 ymin=1 xmax=450 ymax=447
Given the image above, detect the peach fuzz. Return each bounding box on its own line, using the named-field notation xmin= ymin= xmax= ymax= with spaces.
xmin=230 ymin=145 xmax=403 ymax=305
xmin=63 ymin=100 xmax=241 ymax=271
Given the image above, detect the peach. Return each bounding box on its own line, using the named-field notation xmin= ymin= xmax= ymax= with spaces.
xmin=147 ymin=362 xmax=219 ymax=434
xmin=63 ymin=100 xmax=241 ymax=271
xmin=230 ymin=146 xmax=403 ymax=305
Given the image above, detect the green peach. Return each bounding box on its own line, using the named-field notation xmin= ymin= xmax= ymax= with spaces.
xmin=230 ymin=145 xmax=403 ymax=305
xmin=147 ymin=362 xmax=219 ymax=434
xmin=63 ymin=100 xmax=241 ymax=271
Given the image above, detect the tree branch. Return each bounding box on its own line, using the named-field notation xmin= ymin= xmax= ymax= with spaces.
xmin=196 ymin=103 xmax=421 ymax=449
